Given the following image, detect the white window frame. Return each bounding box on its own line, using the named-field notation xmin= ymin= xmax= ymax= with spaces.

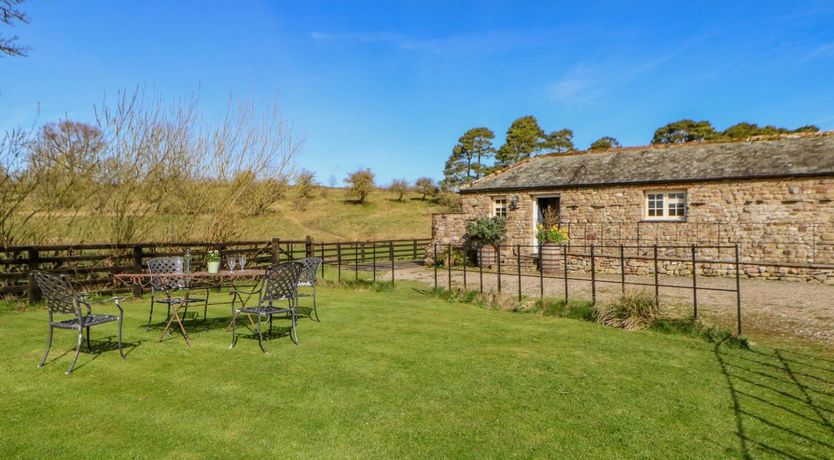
xmin=643 ymin=190 xmax=687 ymax=221
xmin=492 ymin=196 xmax=508 ymax=218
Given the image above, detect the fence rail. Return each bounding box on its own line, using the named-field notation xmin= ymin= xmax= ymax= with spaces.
xmin=0 ymin=237 xmax=430 ymax=303
xmin=430 ymin=242 xmax=744 ymax=334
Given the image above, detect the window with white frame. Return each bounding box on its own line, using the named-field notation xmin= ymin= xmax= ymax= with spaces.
xmin=493 ymin=197 xmax=508 ymax=218
xmin=644 ymin=191 xmax=687 ymax=221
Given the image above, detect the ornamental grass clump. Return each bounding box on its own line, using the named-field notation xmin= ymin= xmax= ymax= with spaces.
xmin=594 ymin=289 xmax=660 ymax=331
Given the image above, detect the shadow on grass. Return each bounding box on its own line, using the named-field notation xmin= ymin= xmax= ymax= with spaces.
xmin=715 ymin=340 xmax=834 ymax=459
xmin=41 ymin=335 xmax=141 ymax=372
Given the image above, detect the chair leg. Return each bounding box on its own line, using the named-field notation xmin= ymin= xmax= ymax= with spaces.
xmin=256 ymin=312 xmax=266 ymax=353
xmin=67 ymin=329 xmax=83 ymax=374
xmin=269 ymin=314 xmax=273 ymax=337
xmin=86 ymin=326 xmax=92 ymax=352
xmin=203 ymin=300 xmax=208 ymax=331
xmin=117 ymin=315 xmax=126 ymax=359
xmin=312 ymin=285 xmax=320 ymax=322
xmin=229 ymin=308 xmax=238 ymax=349
xmin=146 ymin=300 xmax=155 ymax=332
xmin=38 ymin=325 xmax=53 ymax=368
xmin=290 ymin=300 xmax=299 ymax=346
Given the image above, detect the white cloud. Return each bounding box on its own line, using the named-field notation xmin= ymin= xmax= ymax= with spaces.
xmin=546 ymin=55 xmax=675 ymax=106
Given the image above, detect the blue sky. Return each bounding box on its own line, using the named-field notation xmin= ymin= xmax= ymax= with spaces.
xmin=2 ymin=1 xmax=834 ymax=183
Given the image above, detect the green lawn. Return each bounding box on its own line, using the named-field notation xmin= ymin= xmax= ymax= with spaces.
xmin=1 ymin=280 xmax=832 ymax=458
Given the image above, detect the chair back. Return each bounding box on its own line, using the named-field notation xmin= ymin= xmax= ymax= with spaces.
xmin=32 ymin=271 xmax=81 ymax=316
xmin=259 ymin=262 xmax=302 ymax=304
xmin=147 ymin=257 xmax=186 ymax=292
xmin=298 ymin=257 xmax=322 ymax=285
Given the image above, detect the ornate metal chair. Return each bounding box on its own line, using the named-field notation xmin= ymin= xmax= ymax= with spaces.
xmin=32 ymin=271 xmax=125 ymax=374
xmin=296 ymin=257 xmax=322 ymax=322
xmin=146 ymin=256 xmax=210 ymax=331
xmin=229 ymin=261 xmax=303 ymax=352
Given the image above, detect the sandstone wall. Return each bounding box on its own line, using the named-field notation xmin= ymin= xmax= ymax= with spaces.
xmin=432 ymin=176 xmax=834 ymax=283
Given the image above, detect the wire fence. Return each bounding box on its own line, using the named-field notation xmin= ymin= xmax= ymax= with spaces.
xmin=429 ymin=242 xmax=744 ymax=334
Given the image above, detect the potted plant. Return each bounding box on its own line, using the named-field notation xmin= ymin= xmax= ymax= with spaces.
xmin=465 ymin=216 xmax=507 ymax=268
xmin=206 ymin=250 xmax=221 ymax=274
xmin=536 ymin=209 xmax=568 ymax=274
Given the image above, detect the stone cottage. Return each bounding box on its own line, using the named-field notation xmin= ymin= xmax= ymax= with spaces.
xmin=432 ymin=133 xmax=834 ymax=281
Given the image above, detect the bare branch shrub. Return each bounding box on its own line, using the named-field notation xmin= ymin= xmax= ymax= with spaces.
xmin=294 ymin=169 xmax=316 ymax=210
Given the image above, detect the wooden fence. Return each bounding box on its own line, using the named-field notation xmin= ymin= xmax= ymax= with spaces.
xmin=0 ymin=237 xmax=431 ymax=303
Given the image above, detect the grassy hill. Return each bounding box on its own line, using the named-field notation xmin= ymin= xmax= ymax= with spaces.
xmin=36 ymin=188 xmax=451 ymax=244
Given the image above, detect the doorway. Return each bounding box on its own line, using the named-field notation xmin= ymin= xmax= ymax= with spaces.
xmin=534 ymin=196 xmax=561 ymax=243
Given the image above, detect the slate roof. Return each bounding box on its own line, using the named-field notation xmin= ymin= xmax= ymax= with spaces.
xmin=461 ymin=133 xmax=834 ymax=193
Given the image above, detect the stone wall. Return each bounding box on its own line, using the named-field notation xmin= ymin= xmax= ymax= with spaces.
xmin=432 ymin=176 xmax=834 ymax=283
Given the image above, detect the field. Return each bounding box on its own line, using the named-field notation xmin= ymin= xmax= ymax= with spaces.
xmin=28 ymin=188 xmax=447 ymax=244
xmin=1 ymin=277 xmax=832 ymax=458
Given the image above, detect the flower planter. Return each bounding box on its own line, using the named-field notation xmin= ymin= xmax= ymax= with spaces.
xmin=207 ymin=261 xmax=220 ymax=274
xmin=540 ymin=243 xmax=561 ymax=274
xmin=476 ymin=245 xmax=498 ymax=268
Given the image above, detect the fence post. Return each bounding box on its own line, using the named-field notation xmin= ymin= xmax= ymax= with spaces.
xmin=434 ymin=243 xmax=438 ymax=290
xmin=271 ymin=238 xmax=281 ymax=264
xmin=619 ymin=244 xmax=625 ymax=294
xmin=337 ymin=242 xmax=342 ymax=282
xmin=497 ymin=244 xmax=502 ymax=293
xmin=26 ymin=248 xmax=42 ymax=304
xmin=735 ymin=244 xmax=742 ymax=336
xmin=354 ymin=242 xmax=359 ymax=281
xmin=320 ymin=244 xmax=325 ymax=278
xmin=372 ymin=241 xmax=377 ymax=283
xmin=563 ymin=244 xmax=569 ymax=303
xmin=590 ymin=244 xmax=596 ymax=305
xmin=538 ymin=243 xmax=544 ymax=300
xmin=479 ymin=246 xmax=483 ymax=294
xmin=413 ymin=240 xmax=418 ymax=260
xmin=516 ymin=244 xmax=522 ymax=303
xmin=389 ymin=241 xmax=395 ymax=285
xmin=132 ymin=245 xmax=143 ymax=297
xmin=653 ymin=244 xmax=660 ymax=308
xmin=691 ymin=244 xmax=698 ymax=320
xmin=305 ymin=235 xmax=314 ymax=258
xmin=447 ymin=243 xmax=452 ymax=290
xmin=462 ymin=243 xmax=467 ymax=291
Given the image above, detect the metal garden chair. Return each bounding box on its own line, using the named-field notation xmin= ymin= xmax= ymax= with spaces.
xmin=296 ymin=257 xmax=322 ymax=322
xmin=32 ymin=271 xmax=125 ymax=374
xmin=146 ymin=256 xmax=210 ymax=332
xmin=229 ymin=261 xmax=303 ymax=352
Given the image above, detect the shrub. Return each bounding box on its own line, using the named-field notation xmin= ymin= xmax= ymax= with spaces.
xmin=594 ymin=289 xmax=660 ymax=331
xmin=414 ymin=177 xmax=438 ymax=200
xmin=294 ymin=169 xmax=317 ymax=209
xmin=388 ymin=178 xmax=409 ymax=201
xmin=432 ymin=245 xmax=469 ymax=267
xmin=465 ymin=216 xmax=506 ymax=248
xmin=345 ymin=168 xmax=375 ymax=204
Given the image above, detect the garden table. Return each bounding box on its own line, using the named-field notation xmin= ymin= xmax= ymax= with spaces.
xmin=114 ymin=269 xmax=266 ymax=346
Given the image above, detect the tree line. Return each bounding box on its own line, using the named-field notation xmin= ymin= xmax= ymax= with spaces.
xmin=442 ymin=116 xmax=820 ymax=189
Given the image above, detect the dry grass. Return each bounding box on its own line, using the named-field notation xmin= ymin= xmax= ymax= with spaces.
xmin=22 ymin=188 xmax=448 ymax=244
xmin=594 ymin=289 xmax=660 ymax=331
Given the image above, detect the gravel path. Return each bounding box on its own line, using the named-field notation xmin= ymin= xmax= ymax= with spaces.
xmin=395 ymin=265 xmax=834 ymax=346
